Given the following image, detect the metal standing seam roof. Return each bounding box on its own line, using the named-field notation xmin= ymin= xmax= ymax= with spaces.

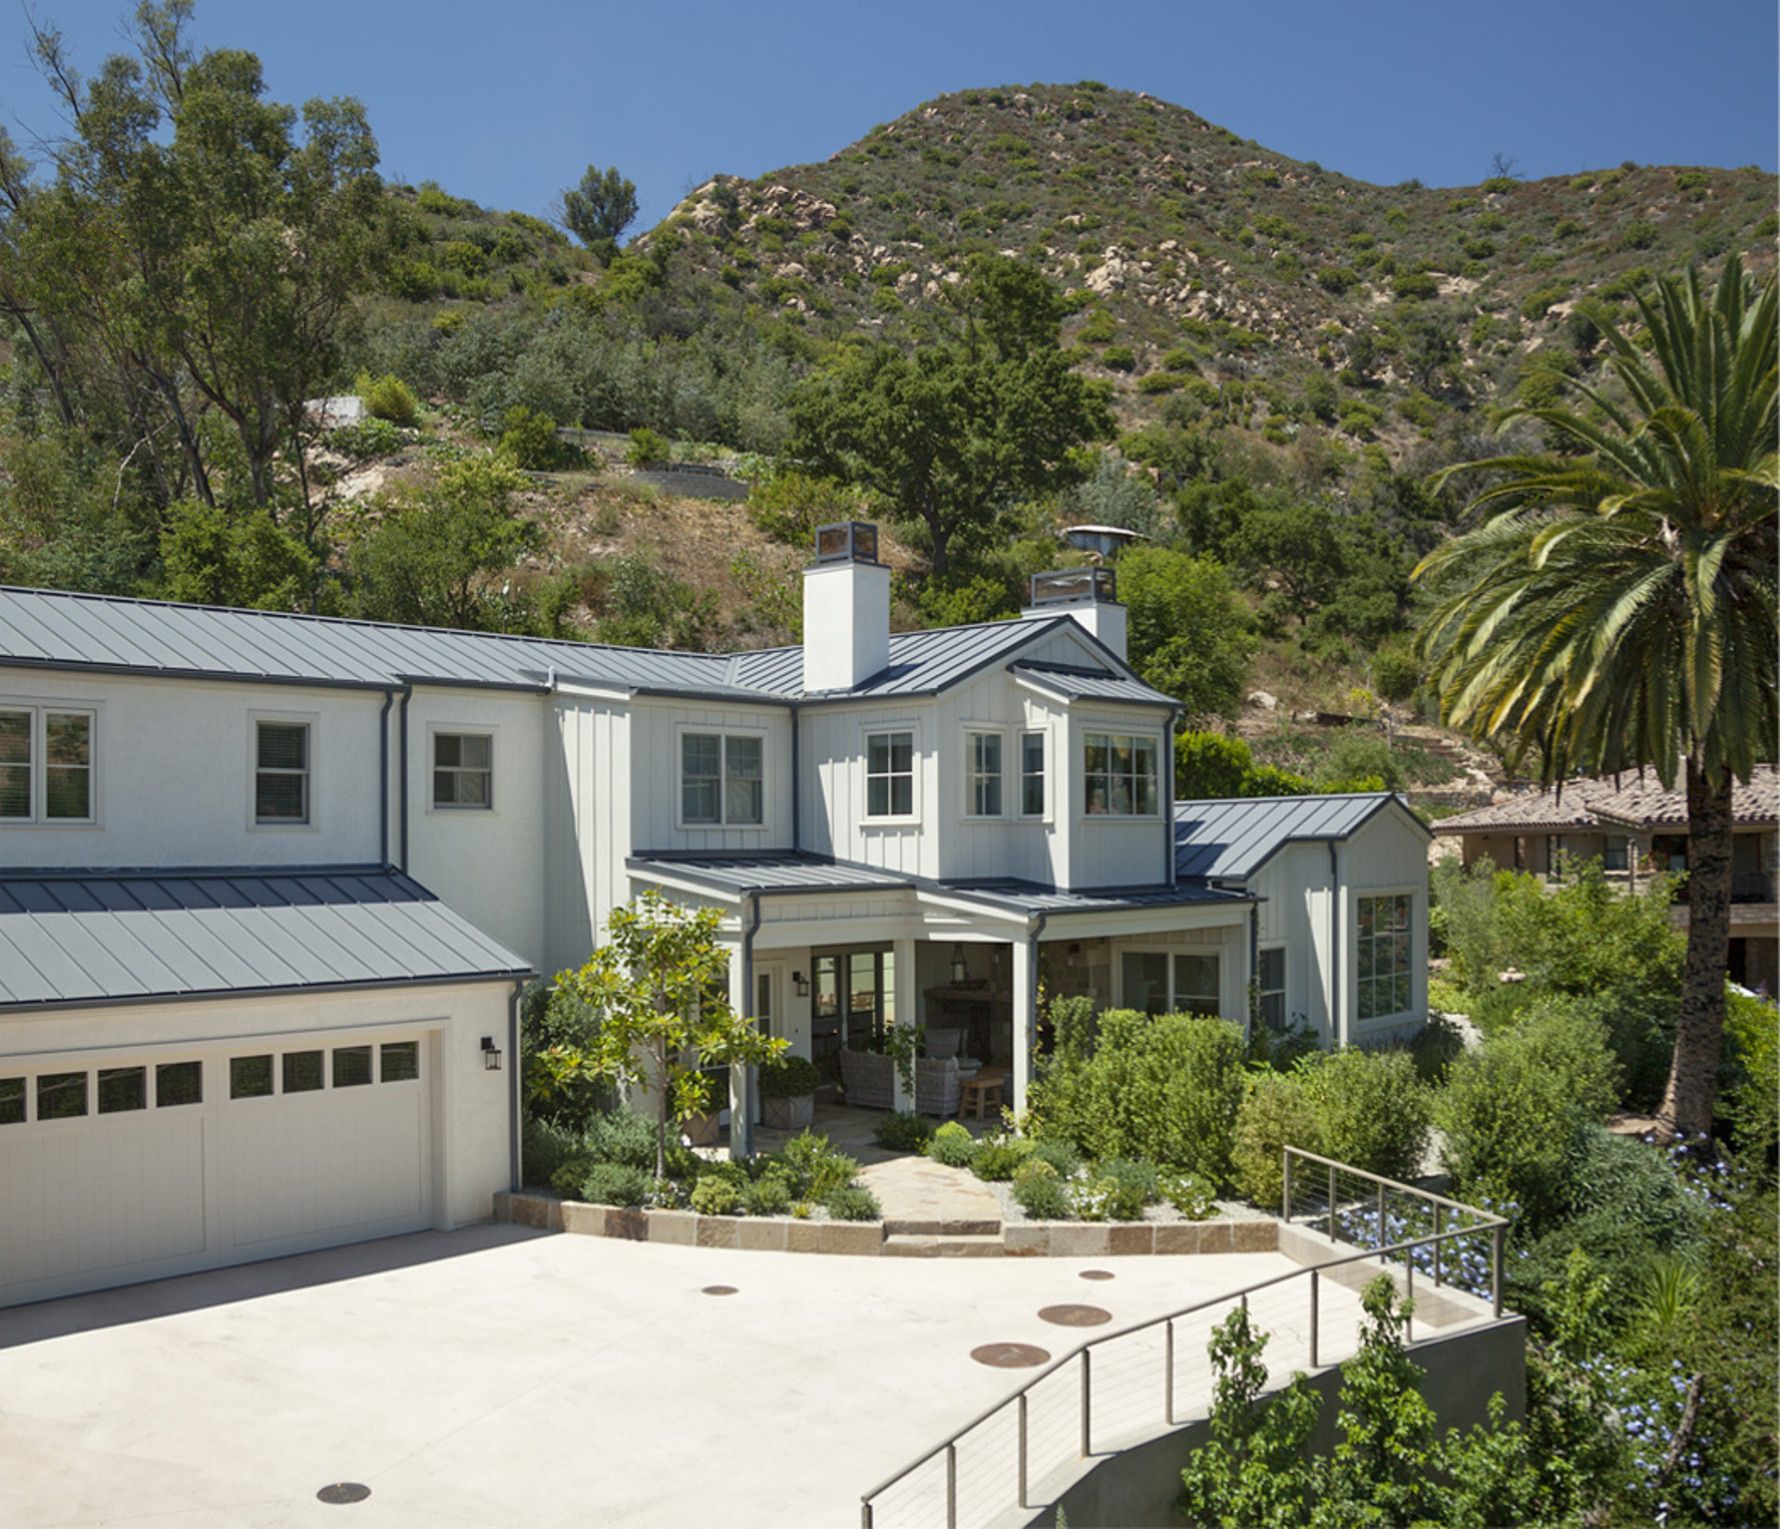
xmin=1172 ymin=794 xmax=1419 ymax=882
xmin=0 ymin=868 xmax=531 ymax=1011
xmin=0 ymin=586 xmax=1128 ymax=707
xmin=1008 ymin=660 xmax=1178 ymax=709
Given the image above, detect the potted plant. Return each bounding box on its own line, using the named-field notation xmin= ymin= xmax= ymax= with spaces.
xmin=759 ymin=1055 xmax=821 ymax=1131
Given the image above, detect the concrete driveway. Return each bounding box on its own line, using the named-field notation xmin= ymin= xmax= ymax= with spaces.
xmin=0 ymin=1225 xmax=1306 ymax=1527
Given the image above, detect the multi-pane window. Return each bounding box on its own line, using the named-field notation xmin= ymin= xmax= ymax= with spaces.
xmin=0 ymin=706 xmax=94 ymax=822
xmin=866 ymin=731 xmax=915 ymax=817
xmin=1020 ymin=732 xmax=1045 ymax=817
xmin=255 ymin=720 xmax=310 ymax=824
xmin=433 ymin=732 xmax=493 ymax=809
xmin=967 ymin=731 xmax=1003 ymax=817
xmin=1356 ymin=893 xmax=1413 ymax=1020
xmin=1258 ymin=946 xmax=1287 ymax=1031
xmin=681 ymin=733 xmax=764 ymax=826
xmin=1083 ymin=733 xmax=1159 ymax=816
xmin=1120 ymin=951 xmax=1222 ymax=1017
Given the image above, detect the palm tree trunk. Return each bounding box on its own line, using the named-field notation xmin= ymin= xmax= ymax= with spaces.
xmin=1658 ymin=757 xmax=1734 ymax=1139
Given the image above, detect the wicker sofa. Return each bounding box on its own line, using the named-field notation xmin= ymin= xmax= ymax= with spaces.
xmin=838 ymin=1050 xmax=961 ymax=1117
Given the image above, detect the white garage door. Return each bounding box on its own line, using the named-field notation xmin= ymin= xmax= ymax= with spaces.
xmin=0 ymin=1032 xmax=435 ymax=1308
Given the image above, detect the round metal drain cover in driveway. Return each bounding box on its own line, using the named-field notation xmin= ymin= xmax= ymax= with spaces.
xmin=971 ymin=1342 xmax=1051 ymax=1368
xmin=1038 ymin=1304 xmax=1112 ymax=1327
xmin=317 ymin=1484 xmax=371 ymax=1505
xmin=1078 ymin=1269 xmax=1115 ymax=1281
xmin=701 ymin=1285 xmax=738 ymax=1296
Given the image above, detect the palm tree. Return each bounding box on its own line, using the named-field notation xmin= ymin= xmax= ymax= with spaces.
xmin=1416 ymin=256 xmax=1777 ymax=1139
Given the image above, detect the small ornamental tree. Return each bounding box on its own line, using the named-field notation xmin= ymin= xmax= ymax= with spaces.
xmin=532 ymin=890 xmax=787 ymax=1180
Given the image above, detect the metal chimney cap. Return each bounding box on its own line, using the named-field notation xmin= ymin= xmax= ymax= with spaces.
xmin=1028 ymin=567 xmax=1116 ymax=607
xmin=812 ymin=521 xmax=881 ymax=566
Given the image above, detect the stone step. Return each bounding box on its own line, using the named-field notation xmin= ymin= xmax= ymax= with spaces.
xmin=881 ymin=1217 xmax=1002 ymax=1238
xmin=882 ymin=1233 xmax=1007 ymax=1258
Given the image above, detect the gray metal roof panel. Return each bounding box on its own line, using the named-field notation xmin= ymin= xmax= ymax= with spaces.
xmin=0 ymin=868 xmax=531 ymax=1010
xmin=938 ymin=879 xmax=1250 ymax=913
xmin=1172 ymin=794 xmax=1412 ymax=881
xmin=628 ymin=853 xmax=914 ymax=895
xmin=1009 ymin=660 xmax=1178 ymax=709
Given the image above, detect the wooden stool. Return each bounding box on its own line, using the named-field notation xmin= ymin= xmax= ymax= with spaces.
xmin=959 ymin=1068 xmax=1008 ymax=1121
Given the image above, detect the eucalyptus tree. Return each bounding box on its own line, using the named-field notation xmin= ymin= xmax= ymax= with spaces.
xmin=1416 ymin=256 xmax=1777 ymax=1138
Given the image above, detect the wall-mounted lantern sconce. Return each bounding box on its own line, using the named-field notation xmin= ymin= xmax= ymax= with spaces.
xmin=792 ymin=970 xmax=811 ymax=998
xmin=950 ymin=943 xmax=969 ymax=984
xmin=480 ymin=1036 xmax=503 ymax=1071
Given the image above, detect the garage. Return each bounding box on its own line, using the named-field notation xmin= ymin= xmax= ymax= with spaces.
xmin=0 ymin=869 xmax=530 ymax=1308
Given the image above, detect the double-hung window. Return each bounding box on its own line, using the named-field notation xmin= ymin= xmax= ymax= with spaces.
xmin=0 ymin=705 xmax=95 ymax=823
xmin=1020 ymin=731 xmax=1046 ymax=817
xmin=433 ymin=732 xmax=493 ymax=809
xmin=1257 ymin=946 xmax=1287 ymax=1030
xmin=255 ymin=721 xmax=311 ymax=825
xmin=1083 ymin=732 xmax=1159 ymax=816
xmin=967 ymin=731 xmax=1003 ymax=817
xmin=865 ymin=731 xmax=914 ymax=818
xmin=681 ymin=732 xmax=764 ymax=827
xmin=1356 ymin=894 xmax=1413 ymax=1020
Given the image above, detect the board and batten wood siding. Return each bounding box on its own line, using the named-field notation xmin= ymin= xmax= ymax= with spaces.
xmin=547 ymin=695 xmax=629 ymax=974
xmin=626 ymin=698 xmax=795 ymax=853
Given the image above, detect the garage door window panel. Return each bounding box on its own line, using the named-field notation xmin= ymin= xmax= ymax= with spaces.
xmin=380 ymin=1041 xmax=419 ymax=1082
xmin=333 ymin=1045 xmax=373 ymax=1087
xmin=283 ymin=1051 xmax=324 ymax=1093
xmin=38 ymin=1072 xmax=86 ymax=1119
xmin=97 ymin=1067 xmax=146 ymax=1114
xmin=155 ymin=1061 xmax=202 ymax=1107
xmin=230 ymin=1055 xmax=274 ymax=1099
xmin=0 ymin=1076 xmax=23 ymax=1125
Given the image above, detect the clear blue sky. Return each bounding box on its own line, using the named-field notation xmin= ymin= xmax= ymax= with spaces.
xmin=5 ymin=0 xmax=1775 ymax=232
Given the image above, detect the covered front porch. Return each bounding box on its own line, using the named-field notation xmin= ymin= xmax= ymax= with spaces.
xmin=626 ymin=853 xmax=1256 ymax=1154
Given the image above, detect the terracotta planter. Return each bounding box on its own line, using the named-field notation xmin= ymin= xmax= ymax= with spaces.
xmin=683 ymin=1110 xmax=721 ymax=1147
xmin=762 ymin=1093 xmax=815 ymax=1131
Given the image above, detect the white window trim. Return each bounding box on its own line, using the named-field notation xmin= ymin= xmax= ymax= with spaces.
xmin=674 ymin=723 xmax=770 ymax=831
xmin=1353 ymin=886 xmax=1418 ymax=1025
xmin=248 ymin=710 xmax=319 ymax=832
xmin=1017 ymin=726 xmax=1050 ymax=823
xmin=859 ymin=720 xmax=921 ymax=826
xmin=961 ymin=724 xmax=1009 ymax=823
xmin=0 ymin=698 xmax=99 ymax=827
xmin=1078 ymin=725 xmax=1164 ymax=823
xmin=426 ymin=723 xmax=498 ymax=815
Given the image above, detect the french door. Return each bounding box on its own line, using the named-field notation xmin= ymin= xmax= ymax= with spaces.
xmin=810 ymin=946 xmax=894 ymax=1079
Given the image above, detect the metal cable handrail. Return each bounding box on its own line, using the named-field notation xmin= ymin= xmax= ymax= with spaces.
xmin=859 ymin=1152 xmax=1511 ymax=1529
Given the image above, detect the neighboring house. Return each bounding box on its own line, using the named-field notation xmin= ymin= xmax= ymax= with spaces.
xmin=1434 ymin=767 xmax=1780 ymax=992
xmin=0 ymin=523 xmax=1427 ymax=1305
xmin=1059 ymin=524 xmax=1148 ymax=559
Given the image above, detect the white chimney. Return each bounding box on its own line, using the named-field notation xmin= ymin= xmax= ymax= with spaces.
xmin=803 ymin=521 xmax=891 ymax=692
xmin=1020 ymin=567 xmax=1128 ymax=661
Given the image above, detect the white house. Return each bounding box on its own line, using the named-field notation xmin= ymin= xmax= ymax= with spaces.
xmin=0 ymin=523 xmax=1428 ymax=1305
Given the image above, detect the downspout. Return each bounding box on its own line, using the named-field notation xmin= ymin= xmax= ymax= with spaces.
xmin=508 ymin=977 xmax=525 ymax=1193
xmin=377 ymin=688 xmax=395 ymax=867
xmin=735 ymin=891 xmax=763 ymax=1159
xmin=397 ymin=686 xmax=413 ymax=871
xmin=1248 ymin=901 xmax=1260 ymax=1038
xmin=1328 ymin=841 xmax=1342 ymax=1049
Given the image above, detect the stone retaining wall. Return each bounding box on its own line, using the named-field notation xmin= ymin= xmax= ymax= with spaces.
xmin=493 ymin=1191 xmax=1280 ymax=1258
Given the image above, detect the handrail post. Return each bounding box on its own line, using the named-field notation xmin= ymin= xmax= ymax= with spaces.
xmin=946 ymin=1442 xmax=957 ymax=1529
xmin=1377 ymin=1181 xmax=1387 ymax=1261
xmin=1405 ymin=1254 xmax=1415 ymax=1345
xmin=1492 ymin=1221 xmax=1505 ymax=1318
xmin=1308 ymin=1269 xmax=1319 ymax=1369
xmin=1018 ymin=1392 xmax=1029 ymax=1509
xmin=1327 ymin=1163 xmax=1337 ymax=1243
xmin=1433 ymin=1205 xmax=1443 ymax=1288
xmin=1282 ymin=1148 xmax=1294 ymax=1223
xmin=1165 ymin=1319 xmax=1175 ymax=1425
xmin=1080 ymin=1349 xmax=1092 ymax=1457
xmin=861 ymin=1503 xmax=873 ymax=1529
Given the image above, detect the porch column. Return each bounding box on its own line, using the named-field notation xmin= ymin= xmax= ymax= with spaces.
xmin=1012 ymin=926 xmax=1036 ymax=1119
xmin=890 ymin=937 xmax=917 ymax=1112
xmin=728 ymin=940 xmax=753 ymax=1160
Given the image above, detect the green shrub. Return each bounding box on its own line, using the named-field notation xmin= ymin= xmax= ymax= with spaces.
xmin=326 ymin=416 xmax=404 ymax=461
xmin=1014 ymin=1173 xmax=1073 ymax=1220
xmin=926 ymin=1120 xmax=979 ymax=1168
xmin=1436 ymin=1007 xmax=1620 ymax=1226
xmin=1160 ymin=1171 xmax=1217 ymax=1220
xmin=1072 ymin=1175 xmax=1147 ymax=1222
xmin=873 ymin=1110 xmax=935 ymax=1151
xmin=1392 ymin=271 xmax=1439 ymax=300
xmin=1012 ymin=1157 xmax=1058 ymax=1188
xmin=522 ymin=1118 xmax=584 ymax=1187
xmin=1136 ymin=372 xmax=1183 ymax=394
xmin=625 ymin=426 xmax=670 ymax=467
xmin=583 ymin=1108 xmax=660 ymax=1171
xmin=824 ymin=1185 xmax=881 ymax=1221
xmin=760 ymin=1054 xmax=821 ymax=1101
xmin=971 ymin=1133 xmax=1036 ymax=1181
xmin=575 ymin=1161 xmax=651 ymax=1207
xmin=1231 ymin=1072 xmax=1321 ymax=1207
xmin=742 ymin=1173 xmax=793 ymax=1217
xmin=1095 ymin=1157 xmax=1161 ymax=1204
xmin=550 ymin=1154 xmax=597 ymax=1198
xmin=771 ymin=1130 xmax=857 ymax=1201
xmin=498 ymin=405 xmax=567 ymax=469
xmin=1028 ymin=1138 xmax=1082 ymax=1177
xmin=689 ymin=1176 xmax=740 ymax=1216
xmin=1100 ymin=345 xmax=1136 ymax=372
xmin=355 ymin=372 xmax=420 ymax=426
xmin=1410 ymin=1014 xmax=1466 ymax=1085
xmin=1301 ymin=1048 xmax=1432 ymax=1183
xmin=1722 ymin=988 xmax=1779 ymax=1161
